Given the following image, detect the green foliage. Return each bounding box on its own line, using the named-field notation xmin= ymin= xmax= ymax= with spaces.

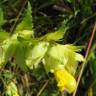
xmin=15 ymin=2 xmax=33 ymax=32
xmin=15 ymin=42 xmax=28 ymax=71
xmin=5 ymin=82 xmax=19 ymax=96
xmin=0 ymin=35 xmax=17 ymax=68
xmin=87 ymin=45 xmax=96 ymax=95
xmin=0 ymin=0 xmax=96 ymax=95
xmin=0 ymin=7 xmax=6 ymax=27
xmin=0 ymin=31 xmax=9 ymax=42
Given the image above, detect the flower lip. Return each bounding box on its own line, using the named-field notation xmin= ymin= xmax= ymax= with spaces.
xmin=54 ymin=68 xmax=76 ymax=93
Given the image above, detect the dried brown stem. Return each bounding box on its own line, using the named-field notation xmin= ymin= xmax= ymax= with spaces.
xmin=37 ymin=80 xmax=49 ymax=96
xmin=72 ymin=23 xmax=96 ymax=96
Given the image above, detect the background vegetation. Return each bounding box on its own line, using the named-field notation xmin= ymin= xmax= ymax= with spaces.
xmin=0 ymin=0 xmax=96 ymax=96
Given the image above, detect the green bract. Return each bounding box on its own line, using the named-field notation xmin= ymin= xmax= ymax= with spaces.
xmin=26 ymin=42 xmax=49 ymax=69
xmin=0 ymin=35 xmax=18 ymax=68
xmin=0 ymin=31 xmax=9 ymax=42
xmin=43 ymin=44 xmax=84 ymax=75
xmin=43 ymin=31 xmax=64 ymax=41
xmin=17 ymin=30 xmax=34 ymax=40
xmin=14 ymin=42 xmax=29 ymax=71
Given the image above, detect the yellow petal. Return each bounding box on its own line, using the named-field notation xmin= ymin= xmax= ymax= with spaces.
xmin=54 ymin=68 xmax=76 ymax=93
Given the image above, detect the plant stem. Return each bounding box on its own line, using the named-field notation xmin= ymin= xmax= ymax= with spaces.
xmin=72 ymin=23 xmax=96 ymax=96
xmin=61 ymin=90 xmax=67 ymax=96
xmin=37 ymin=80 xmax=49 ymax=96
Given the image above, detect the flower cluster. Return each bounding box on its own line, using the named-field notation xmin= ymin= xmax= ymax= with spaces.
xmin=0 ymin=30 xmax=84 ymax=94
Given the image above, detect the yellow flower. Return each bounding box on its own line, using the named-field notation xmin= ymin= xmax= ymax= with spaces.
xmin=13 ymin=93 xmax=19 ymax=96
xmin=54 ymin=68 xmax=76 ymax=93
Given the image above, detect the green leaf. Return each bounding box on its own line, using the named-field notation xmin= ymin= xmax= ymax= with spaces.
xmin=5 ymin=82 xmax=19 ymax=96
xmin=0 ymin=30 xmax=9 ymax=43
xmin=1 ymin=70 xmax=14 ymax=84
xmin=15 ymin=42 xmax=28 ymax=71
xmin=15 ymin=2 xmax=33 ymax=32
